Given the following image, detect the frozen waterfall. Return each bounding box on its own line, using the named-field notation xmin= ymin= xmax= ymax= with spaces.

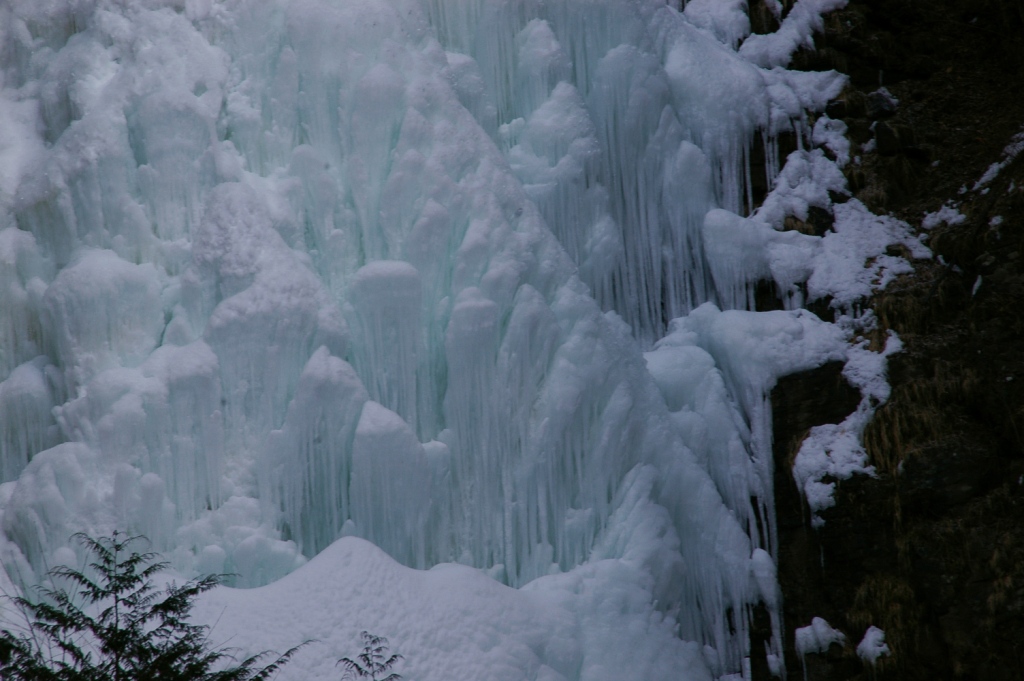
xmin=0 ymin=0 xmax=926 ymax=679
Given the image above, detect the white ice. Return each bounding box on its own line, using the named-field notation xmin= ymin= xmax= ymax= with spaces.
xmin=0 ymin=0 xmax=927 ymax=678
xmin=795 ymin=616 xmax=845 ymax=663
xmin=922 ymin=203 xmax=967 ymax=230
xmin=972 ymin=128 xmax=1024 ymax=191
xmin=856 ymin=625 xmax=891 ymax=665
xmin=738 ymin=0 xmax=848 ymax=68
xmin=793 ymin=332 xmax=904 ymax=524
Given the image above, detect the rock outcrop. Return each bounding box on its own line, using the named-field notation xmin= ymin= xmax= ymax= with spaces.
xmin=766 ymin=0 xmax=1024 ymax=678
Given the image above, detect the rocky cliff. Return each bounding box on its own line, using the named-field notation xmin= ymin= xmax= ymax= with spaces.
xmin=765 ymin=0 xmax=1024 ymax=678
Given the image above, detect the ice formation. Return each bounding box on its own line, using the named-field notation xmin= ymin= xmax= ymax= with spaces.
xmin=922 ymin=203 xmax=967 ymax=230
xmin=794 ymin=616 xmax=846 ymax=672
xmin=856 ymin=626 xmax=891 ymax=665
xmin=972 ymin=127 xmax=1024 ymax=191
xmin=792 ymin=331 xmax=905 ymax=524
xmin=0 ymin=0 xmax=927 ymax=679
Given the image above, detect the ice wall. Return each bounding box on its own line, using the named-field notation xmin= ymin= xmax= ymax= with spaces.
xmin=0 ymin=0 xmax=926 ymax=679
xmin=425 ymin=0 xmax=854 ymax=337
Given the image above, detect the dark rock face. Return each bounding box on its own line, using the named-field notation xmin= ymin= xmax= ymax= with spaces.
xmin=748 ymin=0 xmax=782 ymax=35
xmin=873 ymin=122 xmax=900 ymax=156
xmin=866 ymin=90 xmax=898 ymax=121
xmin=772 ymin=363 xmax=861 ymax=451
xmin=770 ymin=361 xmax=861 ymax=551
xmin=762 ymin=0 xmax=1024 ymax=678
xmin=770 ymin=364 xmax=876 ymax=681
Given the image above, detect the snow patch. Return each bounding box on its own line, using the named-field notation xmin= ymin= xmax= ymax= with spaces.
xmin=739 ymin=0 xmax=848 ymax=68
xmin=793 ymin=333 xmax=903 ymax=524
xmin=972 ymin=128 xmax=1024 ymax=191
xmin=795 ymin=617 xmax=845 ymax=657
xmin=922 ymin=204 xmax=967 ymax=230
xmin=856 ymin=626 xmax=891 ymax=665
